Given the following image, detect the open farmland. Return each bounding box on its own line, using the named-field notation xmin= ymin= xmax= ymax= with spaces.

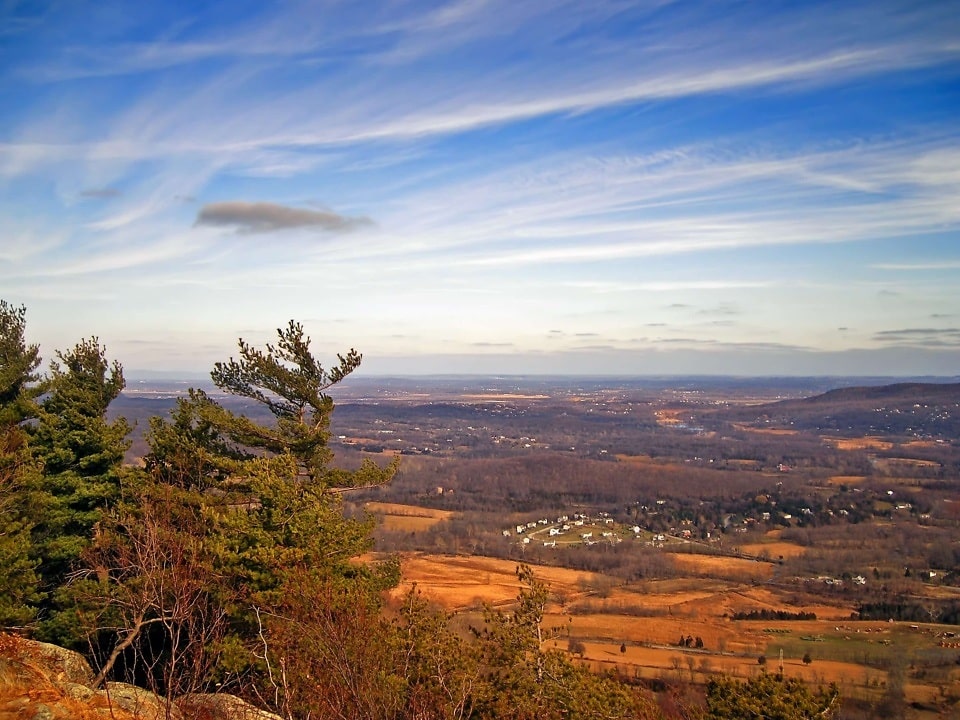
xmin=392 ymin=552 xmax=960 ymax=716
xmin=739 ymin=530 xmax=808 ymax=560
xmin=365 ymin=502 xmax=454 ymax=532
xmin=665 ymin=552 xmax=775 ymax=581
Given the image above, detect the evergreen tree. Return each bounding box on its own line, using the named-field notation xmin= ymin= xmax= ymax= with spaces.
xmin=208 ymin=321 xmax=359 ymax=480
xmin=0 ymin=300 xmax=41 ymax=628
xmin=81 ymin=323 xmax=398 ymax=696
xmin=706 ymin=673 xmax=840 ymax=719
xmin=147 ymin=321 xmax=397 ymax=490
xmin=27 ymin=338 xmax=130 ymax=642
xmin=0 ymin=300 xmax=42 ymax=426
xmin=0 ymin=428 xmax=41 ymax=628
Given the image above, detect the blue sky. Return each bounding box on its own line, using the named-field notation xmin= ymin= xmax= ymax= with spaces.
xmin=2 ymin=0 xmax=959 ymax=377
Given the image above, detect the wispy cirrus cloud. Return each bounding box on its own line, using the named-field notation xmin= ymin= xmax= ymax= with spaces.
xmin=871 ymin=261 xmax=960 ymax=271
xmin=3 ymin=1 xmax=959 ymax=175
xmin=79 ymin=187 xmax=122 ymax=199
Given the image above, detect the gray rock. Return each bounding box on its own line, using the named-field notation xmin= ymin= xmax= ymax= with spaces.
xmin=62 ymin=681 xmax=97 ymax=701
xmin=175 ymin=693 xmax=283 ymax=720
xmin=33 ymin=640 xmax=96 ymax=686
xmin=98 ymin=682 xmax=182 ymax=720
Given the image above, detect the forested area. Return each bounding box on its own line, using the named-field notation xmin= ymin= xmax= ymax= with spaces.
xmin=0 ymin=300 xmax=846 ymax=719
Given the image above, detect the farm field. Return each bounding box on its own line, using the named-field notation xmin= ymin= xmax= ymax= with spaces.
xmin=666 ymin=552 xmax=775 ymax=580
xmin=825 ymin=437 xmax=894 ymax=451
xmin=391 ymin=552 xmax=603 ymax=608
xmin=392 ymin=552 xmax=960 ymax=716
xmin=365 ymin=502 xmax=454 ymax=532
xmin=738 ymin=530 xmax=808 ymax=559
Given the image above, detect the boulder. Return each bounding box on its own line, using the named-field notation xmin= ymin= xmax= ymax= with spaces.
xmin=0 ymin=635 xmax=278 ymax=720
xmin=97 ymin=682 xmax=182 ymax=720
xmin=175 ymin=693 xmax=283 ymax=720
xmin=0 ymin=637 xmax=136 ymax=720
xmin=0 ymin=634 xmax=94 ymax=687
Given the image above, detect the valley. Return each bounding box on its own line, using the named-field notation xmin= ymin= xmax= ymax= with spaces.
xmin=116 ymin=375 xmax=960 ymax=717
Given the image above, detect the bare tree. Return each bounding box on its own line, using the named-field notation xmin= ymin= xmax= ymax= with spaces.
xmin=72 ymin=484 xmax=230 ymax=698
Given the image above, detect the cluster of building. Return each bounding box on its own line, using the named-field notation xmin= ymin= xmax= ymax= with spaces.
xmin=501 ymin=512 xmax=626 ymax=548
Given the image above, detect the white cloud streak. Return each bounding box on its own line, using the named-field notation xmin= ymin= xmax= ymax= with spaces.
xmin=872 ymin=261 xmax=960 ymax=271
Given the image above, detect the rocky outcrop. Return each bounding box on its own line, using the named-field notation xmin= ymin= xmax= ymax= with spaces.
xmin=26 ymin=639 xmax=94 ymax=687
xmin=0 ymin=634 xmax=278 ymax=720
xmin=175 ymin=694 xmax=283 ymax=720
xmin=98 ymin=683 xmax=182 ymax=720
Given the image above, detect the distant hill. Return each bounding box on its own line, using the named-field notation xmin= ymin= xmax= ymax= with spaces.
xmin=716 ymin=381 xmax=960 ymax=438
xmin=795 ymin=382 xmax=960 ymax=406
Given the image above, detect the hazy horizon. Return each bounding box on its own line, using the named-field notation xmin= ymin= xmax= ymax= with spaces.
xmin=3 ymin=1 xmax=958 ymax=376
xmin=124 ymin=368 xmax=960 ymax=384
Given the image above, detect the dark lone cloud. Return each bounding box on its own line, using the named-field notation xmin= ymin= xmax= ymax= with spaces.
xmin=80 ymin=188 xmax=121 ymax=199
xmin=195 ymin=201 xmax=372 ymax=234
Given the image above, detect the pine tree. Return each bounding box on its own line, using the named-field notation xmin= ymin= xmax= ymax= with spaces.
xmin=706 ymin=673 xmax=840 ymax=719
xmin=0 ymin=301 xmax=41 ymax=628
xmin=148 ymin=320 xmax=397 ymax=491
xmin=27 ymin=338 xmax=130 ymax=643
xmin=0 ymin=301 xmax=42 ymax=426
xmin=82 ymin=322 xmax=398 ymax=697
xmin=209 ymin=321 xmax=363 ymax=480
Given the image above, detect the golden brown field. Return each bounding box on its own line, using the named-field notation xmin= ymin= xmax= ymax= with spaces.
xmin=366 ymin=502 xmax=454 ymax=532
xmin=823 ymin=437 xmax=893 ymax=451
xmin=391 ymin=553 xmax=602 ymax=608
xmin=615 ymin=453 xmax=661 ymax=466
xmin=666 ymin=552 xmax=775 ymax=580
xmin=738 ymin=540 xmax=807 ymax=559
xmin=392 ymin=552 xmax=959 ymax=711
xmin=874 ymin=457 xmax=941 ymax=470
xmin=827 ymin=475 xmax=866 ymax=486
